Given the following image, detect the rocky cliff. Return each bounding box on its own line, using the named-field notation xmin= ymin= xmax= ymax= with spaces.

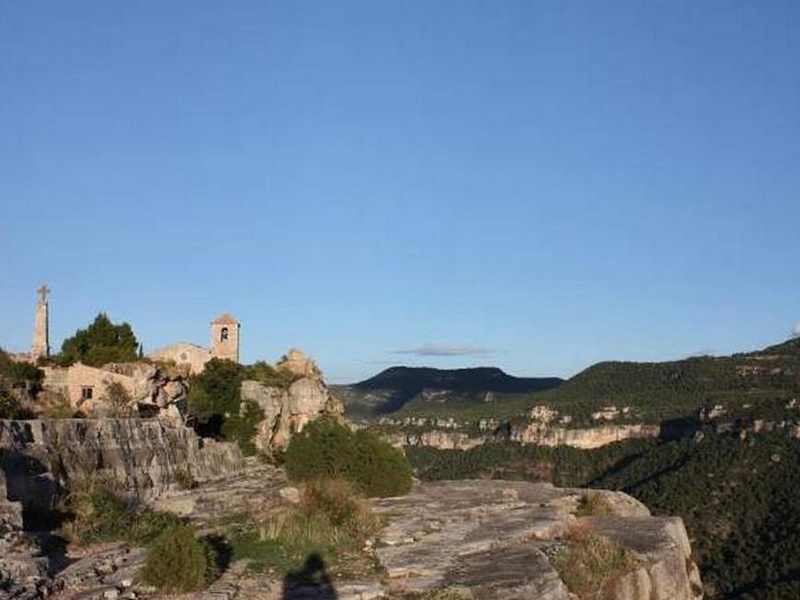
xmin=382 ymin=415 xmax=661 ymax=451
xmin=241 ymin=349 xmax=344 ymax=454
xmin=0 ymin=419 xmax=243 ymax=519
xmin=373 ymin=480 xmax=703 ymax=600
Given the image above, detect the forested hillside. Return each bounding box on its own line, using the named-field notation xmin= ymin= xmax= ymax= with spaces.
xmin=407 ymin=430 xmax=800 ymax=600
xmin=528 ymin=337 xmax=800 ymax=426
xmin=402 ymin=337 xmax=800 ymax=600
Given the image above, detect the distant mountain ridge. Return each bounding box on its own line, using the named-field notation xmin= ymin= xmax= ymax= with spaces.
xmin=332 ymin=366 xmax=563 ymax=418
xmin=355 ymin=366 xmax=562 ymax=394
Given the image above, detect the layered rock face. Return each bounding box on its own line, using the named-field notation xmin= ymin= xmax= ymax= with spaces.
xmin=509 ymin=422 xmax=660 ymax=448
xmin=0 ymin=419 xmax=243 ymax=517
xmin=241 ymin=349 xmax=344 ymax=454
xmin=384 ymin=419 xmax=660 ymax=450
xmin=372 ymin=480 xmax=703 ymax=600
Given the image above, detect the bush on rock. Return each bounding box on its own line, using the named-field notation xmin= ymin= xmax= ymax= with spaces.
xmin=284 ymin=417 xmax=412 ymax=497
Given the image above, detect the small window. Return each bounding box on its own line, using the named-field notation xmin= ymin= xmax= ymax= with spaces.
xmin=220 ymin=327 xmax=229 ymax=342
xmin=81 ymin=386 xmax=93 ymax=400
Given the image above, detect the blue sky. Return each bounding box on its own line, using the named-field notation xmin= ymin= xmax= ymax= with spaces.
xmin=1 ymin=1 xmax=799 ymax=383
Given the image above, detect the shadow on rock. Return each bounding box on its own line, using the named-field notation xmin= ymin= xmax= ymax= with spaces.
xmin=283 ymin=553 xmax=337 ymax=600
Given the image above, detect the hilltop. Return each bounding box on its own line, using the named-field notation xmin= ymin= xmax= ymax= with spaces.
xmin=338 ymin=337 xmax=800 ymax=428
xmin=331 ymin=366 xmax=563 ymax=419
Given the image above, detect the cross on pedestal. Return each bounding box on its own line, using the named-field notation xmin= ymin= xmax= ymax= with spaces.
xmin=37 ymin=285 xmax=50 ymax=303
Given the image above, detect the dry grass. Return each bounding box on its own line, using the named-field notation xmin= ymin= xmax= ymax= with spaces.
xmin=574 ymin=491 xmax=616 ymax=517
xmin=547 ymin=524 xmax=639 ymax=599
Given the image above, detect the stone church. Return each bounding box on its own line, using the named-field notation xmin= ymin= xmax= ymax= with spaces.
xmin=148 ymin=313 xmax=241 ymax=374
xmin=21 ymin=286 xmax=240 ymax=415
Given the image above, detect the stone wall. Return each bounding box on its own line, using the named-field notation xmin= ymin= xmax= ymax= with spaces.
xmin=0 ymin=419 xmax=243 ymax=518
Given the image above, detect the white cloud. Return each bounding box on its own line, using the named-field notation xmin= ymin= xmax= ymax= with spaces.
xmin=792 ymin=322 xmax=800 ymax=338
xmin=393 ymin=343 xmax=493 ymax=357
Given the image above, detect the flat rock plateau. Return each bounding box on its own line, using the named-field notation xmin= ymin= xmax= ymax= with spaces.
xmin=1 ymin=420 xmax=703 ymax=600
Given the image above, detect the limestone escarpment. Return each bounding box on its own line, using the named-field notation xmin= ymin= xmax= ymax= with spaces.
xmin=380 ymin=415 xmax=661 ymax=451
xmin=372 ymin=480 xmax=703 ymax=600
xmin=509 ymin=422 xmax=660 ymax=448
xmin=0 ymin=419 xmax=243 ymax=515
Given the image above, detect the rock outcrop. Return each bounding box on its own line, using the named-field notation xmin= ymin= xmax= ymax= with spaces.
xmin=275 ymin=348 xmax=323 ymax=379
xmin=0 ymin=469 xmax=48 ymax=600
xmin=509 ymin=422 xmax=660 ymax=449
xmin=381 ymin=417 xmax=660 ymax=451
xmin=372 ymin=480 xmax=703 ymax=600
xmin=241 ymin=349 xmax=344 ymax=454
xmin=0 ymin=419 xmax=243 ymax=519
xmin=41 ymin=362 xmax=190 ymax=425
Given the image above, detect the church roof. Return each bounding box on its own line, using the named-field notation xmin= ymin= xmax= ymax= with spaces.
xmin=211 ymin=313 xmax=239 ymax=325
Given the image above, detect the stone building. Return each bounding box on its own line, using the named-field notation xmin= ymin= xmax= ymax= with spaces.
xmin=42 ymin=362 xmax=138 ymax=414
xmin=10 ymin=289 xmax=239 ymax=422
xmin=148 ymin=313 xmax=240 ymax=374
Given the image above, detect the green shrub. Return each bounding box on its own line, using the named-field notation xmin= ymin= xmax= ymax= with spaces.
xmin=284 ymin=417 xmax=412 ymax=497
xmin=62 ymin=485 xmax=183 ymax=546
xmin=243 ymin=361 xmax=298 ymax=388
xmin=220 ymin=400 xmax=264 ymax=457
xmin=352 ymin=428 xmax=413 ymax=497
xmin=139 ymin=525 xmax=218 ymax=592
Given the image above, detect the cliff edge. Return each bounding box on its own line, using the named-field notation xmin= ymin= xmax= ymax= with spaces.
xmin=372 ymin=480 xmax=703 ymax=600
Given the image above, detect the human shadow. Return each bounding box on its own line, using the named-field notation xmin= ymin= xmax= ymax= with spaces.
xmin=282 ymin=553 xmax=338 ymax=600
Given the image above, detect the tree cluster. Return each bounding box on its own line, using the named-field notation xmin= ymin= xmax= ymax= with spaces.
xmin=58 ymin=313 xmax=139 ymax=367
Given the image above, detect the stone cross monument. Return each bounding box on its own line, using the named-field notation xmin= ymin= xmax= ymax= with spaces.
xmin=31 ymin=284 xmax=50 ymax=361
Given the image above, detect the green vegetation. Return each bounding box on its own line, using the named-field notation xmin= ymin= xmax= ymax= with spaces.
xmin=139 ymin=525 xmax=219 ymax=593
xmin=354 ymin=338 xmax=800 ymax=428
xmin=186 ymin=358 xmax=267 ymax=455
xmin=0 ymin=348 xmax=41 ymax=418
xmin=285 ymin=416 xmax=413 ymax=497
xmin=58 ymin=313 xmax=139 ymax=367
xmin=392 ymin=391 xmax=544 ymax=421
xmin=244 ymin=360 xmax=298 ymax=388
xmin=592 ymin=431 xmax=800 ymax=600
xmin=409 ymin=429 xmax=800 ymax=600
xmin=221 ymin=479 xmax=381 ymax=576
xmin=528 ymin=342 xmax=800 ymax=426
xmin=407 ymin=438 xmax=656 ymax=487
xmin=186 ymin=358 xmax=300 ymax=454
xmin=338 ymin=366 xmax=562 ymax=420
xmin=62 ymin=486 xmax=184 ymax=546
xmin=58 ymin=481 xmax=219 ymax=593
xmin=547 ymin=526 xmax=639 ymax=598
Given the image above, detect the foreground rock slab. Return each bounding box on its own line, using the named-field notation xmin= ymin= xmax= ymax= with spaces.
xmin=371 ymin=480 xmax=703 ymax=600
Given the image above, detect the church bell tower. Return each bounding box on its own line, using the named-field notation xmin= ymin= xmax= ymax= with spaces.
xmin=210 ymin=313 xmax=240 ymax=363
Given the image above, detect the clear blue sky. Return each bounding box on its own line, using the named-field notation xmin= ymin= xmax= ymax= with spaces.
xmin=2 ymin=1 xmax=799 ymax=383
